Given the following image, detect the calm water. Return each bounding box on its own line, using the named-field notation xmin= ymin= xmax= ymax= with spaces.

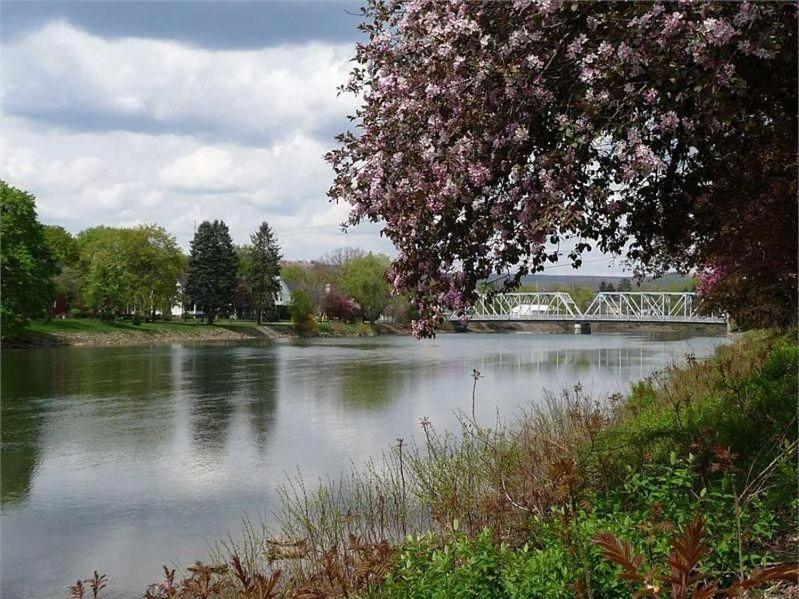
xmin=1 ymin=332 xmax=726 ymax=598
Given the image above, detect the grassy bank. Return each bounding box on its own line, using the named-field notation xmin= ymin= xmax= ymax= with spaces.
xmin=73 ymin=331 xmax=797 ymax=598
xmin=4 ymin=318 xmax=410 ymax=348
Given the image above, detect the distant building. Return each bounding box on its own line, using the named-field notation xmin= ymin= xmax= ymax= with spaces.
xmin=171 ymin=281 xmax=185 ymax=317
xmin=275 ymin=278 xmax=291 ymax=306
xmin=51 ymin=294 xmax=68 ymax=319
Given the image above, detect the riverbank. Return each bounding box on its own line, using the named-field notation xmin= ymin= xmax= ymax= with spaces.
xmin=2 ymin=318 xmax=413 ymax=348
xmin=76 ymin=329 xmax=795 ymax=597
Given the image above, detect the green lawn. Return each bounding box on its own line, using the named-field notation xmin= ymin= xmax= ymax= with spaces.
xmin=28 ymin=318 xmax=207 ymax=335
xmin=28 ymin=318 xmax=296 ymax=337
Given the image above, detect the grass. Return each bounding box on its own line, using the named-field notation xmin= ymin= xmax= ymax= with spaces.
xmin=70 ymin=330 xmax=798 ymax=598
xmin=26 ymin=318 xmax=383 ymax=339
xmin=28 ymin=318 xmax=206 ymax=335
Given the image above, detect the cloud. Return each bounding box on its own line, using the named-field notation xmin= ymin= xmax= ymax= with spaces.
xmin=0 ymin=117 xmax=394 ymax=260
xmin=2 ymin=22 xmax=357 ymax=145
xmin=159 ymin=134 xmax=333 ymax=204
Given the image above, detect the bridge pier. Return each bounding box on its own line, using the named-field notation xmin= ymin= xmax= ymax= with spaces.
xmin=574 ymin=322 xmax=591 ymax=334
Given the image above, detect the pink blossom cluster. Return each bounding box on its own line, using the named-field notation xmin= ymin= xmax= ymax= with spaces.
xmin=327 ymin=0 xmax=795 ymax=337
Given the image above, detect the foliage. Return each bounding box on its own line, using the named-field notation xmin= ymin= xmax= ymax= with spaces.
xmin=43 ymin=225 xmax=79 ymax=266
xmin=383 ymin=293 xmax=417 ymax=325
xmin=185 ymin=221 xmax=238 ymax=324
xmin=281 ymin=261 xmax=337 ymax=314
xmin=339 ymin=253 xmax=392 ymax=324
xmin=328 ymin=1 xmax=797 ymax=335
xmin=0 ymin=182 xmax=56 ymax=337
xmin=601 ymin=333 xmax=798 ymax=487
xmin=373 ymin=455 xmax=791 ymax=598
xmin=76 ymin=225 xmax=184 ymax=317
xmin=324 ymin=288 xmax=361 ymax=322
xmin=595 ymin=517 xmax=797 ymax=598
xmin=289 ymin=289 xmax=315 ymax=334
xmin=243 ymin=222 xmax=282 ymax=324
xmin=698 ymin=267 xmax=795 ymax=330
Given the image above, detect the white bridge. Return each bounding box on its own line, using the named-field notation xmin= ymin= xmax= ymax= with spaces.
xmin=454 ymin=292 xmax=726 ymax=325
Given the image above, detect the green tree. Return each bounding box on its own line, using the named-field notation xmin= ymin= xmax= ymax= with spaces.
xmin=128 ymin=225 xmax=185 ymax=318
xmin=43 ymin=225 xmax=82 ymax=313
xmin=244 ymin=222 xmax=282 ymax=324
xmin=43 ymin=225 xmax=79 ymax=266
xmin=0 ymin=182 xmax=57 ymax=337
xmin=185 ymin=220 xmax=238 ymax=324
xmin=234 ymin=245 xmax=253 ymax=320
xmin=77 ymin=227 xmax=134 ymax=316
xmin=339 ymin=253 xmax=392 ymax=324
xmin=281 ymin=260 xmax=336 ymax=314
xmin=563 ymin=286 xmax=595 ymax=312
xmin=617 ymin=278 xmax=633 ymax=292
xmin=76 ymin=225 xmax=184 ymax=318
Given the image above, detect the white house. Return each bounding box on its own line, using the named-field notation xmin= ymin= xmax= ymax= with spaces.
xmin=275 ymin=278 xmax=291 ymax=306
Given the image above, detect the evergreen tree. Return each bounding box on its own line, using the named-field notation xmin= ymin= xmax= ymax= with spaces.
xmin=0 ymin=182 xmax=57 ymax=338
xmin=185 ymin=220 xmax=238 ymax=324
xmin=244 ymin=222 xmax=282 ymax=324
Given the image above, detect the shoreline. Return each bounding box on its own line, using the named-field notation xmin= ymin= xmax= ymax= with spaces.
xmin=1 ymin=321 xmax=414 ymax=349
xmin=2 ymin=319 xmax=727 ymax=350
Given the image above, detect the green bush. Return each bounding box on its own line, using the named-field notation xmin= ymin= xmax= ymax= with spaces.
xmin=289 ymin=289 xmax=315 ymax=334
xmin=369 ymin=455 xmax=786 ymax=598
xmin=593 ymin=334 xmax=797 ymax=483
xmin=361 ymin=332 xmax=797 ymax=599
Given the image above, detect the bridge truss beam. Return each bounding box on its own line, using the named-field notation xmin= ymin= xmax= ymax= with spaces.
xmin=454 ymin=292 xmax=726 ymax=324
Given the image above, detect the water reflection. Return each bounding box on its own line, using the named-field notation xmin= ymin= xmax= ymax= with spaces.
xmin=1 ymin=332 xmax=726 ymax=598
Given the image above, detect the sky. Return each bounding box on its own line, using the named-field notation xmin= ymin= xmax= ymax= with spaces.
xmin=1 ymin=1 xmax=629 ymax=274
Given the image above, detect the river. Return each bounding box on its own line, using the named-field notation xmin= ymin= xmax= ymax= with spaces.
xmin=1 ymin=331 xmax=726 ymax=598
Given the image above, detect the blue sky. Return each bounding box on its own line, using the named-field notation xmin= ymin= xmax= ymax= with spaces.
xmin=1 ymin=1 xmax=628 ymax=273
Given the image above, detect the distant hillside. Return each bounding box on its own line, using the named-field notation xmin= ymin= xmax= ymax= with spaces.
xmin=487 ymin=273 xmax=696 ymax=292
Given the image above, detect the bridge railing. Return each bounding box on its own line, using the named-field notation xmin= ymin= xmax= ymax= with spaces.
xmin=582 ymin=292 xmax=725 ymax=323
xmin=470 ymin=292 xmax=583 ymax=320
xmin=452 ymin=291 xmax=726 ymax=324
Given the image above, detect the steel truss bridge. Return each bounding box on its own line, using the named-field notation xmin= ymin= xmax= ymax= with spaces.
xmin=454 ymin=292 xmax=726 ymax=325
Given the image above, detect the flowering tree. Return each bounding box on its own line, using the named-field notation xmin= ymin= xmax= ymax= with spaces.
xmin=327 ymin=0 xmax=797 ymax=335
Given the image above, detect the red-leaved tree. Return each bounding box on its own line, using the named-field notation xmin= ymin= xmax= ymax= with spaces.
xmin=327 ymin=0 xmax=797 ymax=336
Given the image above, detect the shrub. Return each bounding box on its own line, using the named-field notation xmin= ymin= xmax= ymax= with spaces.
xmin=289 ymin=289 xmax=315 ymax=334
xmin=323 ymin=289 xmax=361 ymax=322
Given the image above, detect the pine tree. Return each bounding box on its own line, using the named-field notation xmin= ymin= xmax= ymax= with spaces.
xmin=245 ymin=222 xmax=282 ymax=324
xmin=185 ymin=220 xmax=238 ymax=324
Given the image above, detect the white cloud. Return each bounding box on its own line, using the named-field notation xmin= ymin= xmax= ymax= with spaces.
xmin=0 ymin=117 xmax=394 ymax=260
xmin=2 ymin=22 xmax=357 ymax=144
xmin=159 ymin=134 xmax=332 ymax=204
xmin=0 ymin=22 xmax=394 ymax=260
xmin=160 ymin=147 xmax=238 ymax=192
